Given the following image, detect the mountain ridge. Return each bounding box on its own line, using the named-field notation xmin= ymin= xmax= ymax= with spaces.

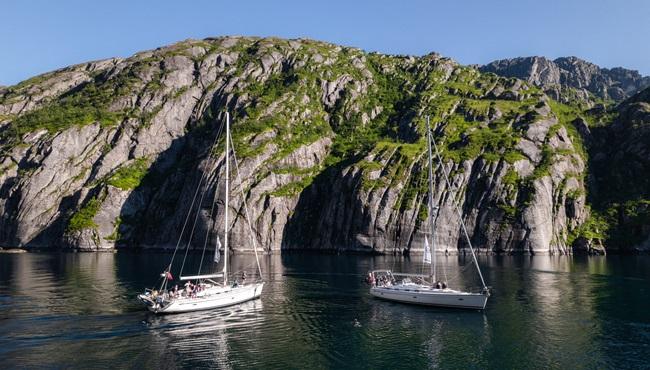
xmin=0 ymin=36 xmax=647 ymax=254
xmin=480 ymin=55 xmax=650 ymax=104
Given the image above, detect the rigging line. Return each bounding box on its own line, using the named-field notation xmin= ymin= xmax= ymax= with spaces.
xmin=429 ymin=122 xmax=487 ymax=290
xmin=166 ymin=176 xmax=203 ymax=273
xmin=416 ymin=160 xmax=426 ymax=278
xmin=168 ymin=115 xmax=225 ymax=275
xmin=426 ymin=117 xmax=437 ymax=282
xmin=434 ymin=206 xmax=448 ymax=284
xmin=228 ymin=132 xmax=263 ymax=278
xmin=196 ymin=121 xmax=226 ymax=275
xmin=440 ymin=254 xmax=473 ymax=283
xmin=430 ymin=122 xmax=451 ymax=285
xmin=442 ymin=253 xmax=449 ymax=284
xmin=445 ymin=258 xmax=475 ymax=283
xmin=197 ymin=163 xmax=222 ymax=276
xmin=179 ymin=131 xmax=226 ymax=278
xmin=167 ymin=115 xmax=223 ymax=272
xmin=426 ymin=153 xmax=448 ymax=284
xmin=230 ymin=260 xmax=259 ymax=276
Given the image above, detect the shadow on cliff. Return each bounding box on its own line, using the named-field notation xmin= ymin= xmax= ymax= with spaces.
xmin=280 ymin=153 xmax=408 ymax=254
xmin=25 ymin=125 xmax=200 ymax=249
xmin=281 ymin=156 xmax=363 ymax=252
xmin=115 ymin=111 xmax=233 ymax=251
xmin=115 ymin=134 xmax=192 ymax=249
xmin=27 ymin=99 xmax=237 ymax=250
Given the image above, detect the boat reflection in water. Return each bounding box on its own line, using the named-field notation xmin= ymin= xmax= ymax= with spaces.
xmin=144 ymin=299 xmax=264 ymax=368
xmin=1 ymin=252 xmax=648 ymax=369
xmin=365 ymin=294 xmax=491 ymax=368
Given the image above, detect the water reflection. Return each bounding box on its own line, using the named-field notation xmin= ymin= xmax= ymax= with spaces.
xmin=365 ymin=297 xmax=492 ymax=369
xmin=146 ymin=300 xmax=264 ymax=369
xmin=528 ymin=257 xmax=604 ymax=367
xmin=2 ymin=252 xmax=124 ymax=316
xmin=0 ymin=252 xmax=647 ymax=369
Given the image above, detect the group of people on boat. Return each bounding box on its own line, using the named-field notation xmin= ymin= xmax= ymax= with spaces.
xmin=365 ymin=272 xmax=449 ymax=290
xmin=179 ymin=282 xmax=205 ymax=298
xmin=149 ymin=282 xmax=206 ymax=303
xmin=150 ymin=271 xmax=250 ymax=302
xmin=366 ymin=273 xmax=395 ymax=287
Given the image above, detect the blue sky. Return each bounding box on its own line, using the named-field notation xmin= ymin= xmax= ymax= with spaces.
xmin=1 ymin=0 xmax=648 ymax=86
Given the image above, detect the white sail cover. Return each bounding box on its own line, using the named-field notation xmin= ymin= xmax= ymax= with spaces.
xmin=423 ymin=236 xmax=431 ymax=264
xmin=214 ymin=237 xmax=221 ymax=263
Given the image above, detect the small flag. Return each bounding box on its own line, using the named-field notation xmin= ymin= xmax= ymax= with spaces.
xmin=166 ymin=271 xmax=173 ymax=281
xmin=214 ymin=237 xmax=221 ymax=263
xmin=423 ymin=236 xmax=431 ymax=264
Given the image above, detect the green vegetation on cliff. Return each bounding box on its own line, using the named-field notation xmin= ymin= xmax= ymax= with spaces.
xmin=67 ymin=197 xmax=101 ymax=233
xmin=107 ymin=158 xmax=151 ymax=190
xmin=2 ymin=36 xmax=648 ymax=252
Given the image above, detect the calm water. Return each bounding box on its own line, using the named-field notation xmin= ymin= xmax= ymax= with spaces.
xmin=0 ymin=252 xmax=648 ymax=369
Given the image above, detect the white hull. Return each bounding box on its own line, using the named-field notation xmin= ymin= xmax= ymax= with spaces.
xmin=145 ymin=282 xmax=264 ymax=314
xmin=370 ymin=285 xmax=488 ymax=310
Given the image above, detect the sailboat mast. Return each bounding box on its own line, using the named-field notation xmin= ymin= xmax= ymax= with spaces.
xmin=429 ymin=120 xmax=488 ymax=290
xmin=223 ymin=112 xmax=230 ymax=285
xmin=426 ymin=116 xmax=436 ymax=283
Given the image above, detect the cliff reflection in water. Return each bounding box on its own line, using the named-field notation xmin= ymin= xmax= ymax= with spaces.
xmin=0 ymin=252 xmax=648 ymax=369
xmin=5 ymin=252 xmax=123 ymax=315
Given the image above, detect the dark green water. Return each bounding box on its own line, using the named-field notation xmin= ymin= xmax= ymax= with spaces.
xmin=0 ymin=252 xmax=648 ymax=369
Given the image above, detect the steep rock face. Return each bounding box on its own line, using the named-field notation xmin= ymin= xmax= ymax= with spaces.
xmin=0 ymin=36 xmax=588 ymax=254
xmin=285 ymin=101 xmax=586 ymax=255
xmin=480 ymin=56 xmax=650 ymax=103
xmin=482 ymin=57 xmax=561 ymax=87
xmin=588 ymin=87 xmax=650 ymax=251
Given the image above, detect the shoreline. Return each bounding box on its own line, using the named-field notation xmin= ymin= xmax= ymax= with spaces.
xmin=1 ymin=246 xmax=647 ymax=256
xmin=0 ymin=248 xmax=28 ymax=254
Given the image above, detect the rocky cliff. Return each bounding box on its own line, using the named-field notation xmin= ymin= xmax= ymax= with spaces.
xmin=480 ymin=56 xmax=650 ymax=104
xmin=584 ymin=87 xmax=650 ymax=252
xmin=0 ymin=36 xmax=636 ymax=254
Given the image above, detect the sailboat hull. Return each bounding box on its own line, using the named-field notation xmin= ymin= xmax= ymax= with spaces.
xmin=370 ymin=285 xmax=488 ymax=310
xmin=147 ymin=282 xmax=264 ymax=314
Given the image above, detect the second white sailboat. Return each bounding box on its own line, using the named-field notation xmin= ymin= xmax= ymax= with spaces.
xmin=369 ymin=116 xmax=490 ymax=310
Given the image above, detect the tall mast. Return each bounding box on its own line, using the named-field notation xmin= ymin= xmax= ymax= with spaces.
xmin=426 ymin=116 xmax=436 ymax=283
xmin=429 ymin=119 xmax=487 ymax=290
xmin=223 ymin=112 xmax=230 ymax=285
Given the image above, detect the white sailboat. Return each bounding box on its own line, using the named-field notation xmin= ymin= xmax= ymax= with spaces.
xmin=138 ymin=112 xmax=264 ymax=314
xmin=369 ymin=116 xmax=490 ymax=310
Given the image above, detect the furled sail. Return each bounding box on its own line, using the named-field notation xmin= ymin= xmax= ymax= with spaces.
xmin=423 ymin=236 xmax=431 ymax=264
xmin=214 ymin=237 xmax=221 ymax=263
